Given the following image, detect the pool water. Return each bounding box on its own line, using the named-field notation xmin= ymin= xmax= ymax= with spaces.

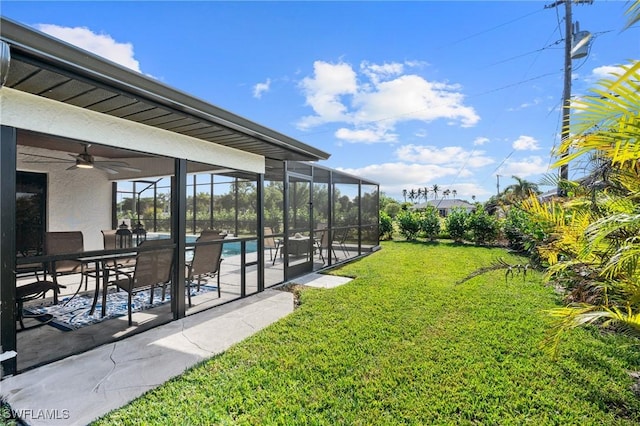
xmin=183 ymin=235 xmax=258 ymax=256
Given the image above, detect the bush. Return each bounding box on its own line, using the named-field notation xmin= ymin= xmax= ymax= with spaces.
xmin=467 ymin=206 xmax=500 ymax=245
xmin=379 ymin=211 xmax=394 ymax=240
xmin=384 ymin=202 xmax=401 ymax=218
xmin=503 ymin=207 xmax=532 ymax=252
xmin=419 ymin=207 xmax=441 ymax=241
xmin=397 ymin=210 xmax=421 ymax=241
xmin=445 ymin=208 xmax=469 ymax=243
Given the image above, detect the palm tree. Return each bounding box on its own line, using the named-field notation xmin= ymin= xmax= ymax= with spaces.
xmin=503 ymin=176 xmax=540 ymax=203
xmin=529 ymin=29 xmax=640 ymax=352
xmin=472 ymin=195 xmax=476 ymax=201
xmin=408 ymin=189 xmax=418 ymax=204
xmin=423 ymin=187 xmax=430 ymax=202
xmin=452 ymin=189 xmax=457 ymax=199
xmin=402 ymin=189 xmax=407 ymax=203
xmin=443 ymin=189 xmax=451 ymax=199
xmin=431 ymin=184 xmax=439 ymax=200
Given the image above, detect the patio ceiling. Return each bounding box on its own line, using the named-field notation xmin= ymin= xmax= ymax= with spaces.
xmin=1 ymin=17 xmax=330 ymax=163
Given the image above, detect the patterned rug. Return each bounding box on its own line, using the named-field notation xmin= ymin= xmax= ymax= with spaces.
xmin=25 ymin=284 xmax=218 ymax=331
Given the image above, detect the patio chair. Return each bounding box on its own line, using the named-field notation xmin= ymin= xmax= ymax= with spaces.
xmin=45 ymin=231 xmax=97 ymax=297
xmin=264 ymin=227 xmax=281 ymax=262
xmin=335 ymin=228 xmax=350 ymax=258
xmin=186 ymin=231 xmax=225 ymax=306
xmin=101 ymin=229 xmax=137 ymax=270
xmin=106 ymin=239 xmax=174 ymax=326
xmin=317 ymin=228 xmax=339 ymax=264
xmin=16 ymin=279 xmax=62 ymax=330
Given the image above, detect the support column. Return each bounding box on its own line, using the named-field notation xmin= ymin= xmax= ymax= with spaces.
xmin=1 ymin=125 xmax=17 ymax=377
xmin=358 ymin=181 xmax=362 ymax=255
xmin=171 ymin=158 xmax=187 ymax=320
xmin=257 ymin=173 xmax=265 ymax=292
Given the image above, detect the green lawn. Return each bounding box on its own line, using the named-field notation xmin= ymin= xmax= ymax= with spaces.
xmin=95 ymin=241 xmax=640 ymax=425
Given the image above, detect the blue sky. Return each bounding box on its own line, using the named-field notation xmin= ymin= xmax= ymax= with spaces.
xmin=2 ymin=1 xmax=638 ymax=201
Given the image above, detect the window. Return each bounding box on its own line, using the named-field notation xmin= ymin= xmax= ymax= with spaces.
xmin=16 ymin=171 xmax=47 ymax=256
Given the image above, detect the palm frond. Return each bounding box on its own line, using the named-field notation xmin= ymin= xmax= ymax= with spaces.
xmin=455 ymin=258 xmax=531 ymax=285
xmin=543 ymin=303 xmax=640 ymax=357
xmin=625 ymin=0 xmax=640 ymax=30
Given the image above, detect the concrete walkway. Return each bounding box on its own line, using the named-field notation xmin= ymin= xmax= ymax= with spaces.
xmin=286 ymin=272 xmax=353 ymax=289
xmin=2 ymin=273 xmax=352 ymax=425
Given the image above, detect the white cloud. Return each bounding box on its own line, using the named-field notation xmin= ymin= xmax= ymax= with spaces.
xmin=298 ymin=61 xmax=358 ymax=129
xmin=253 ymin=79 xmax=271 ymax=99
xmin=498 ymin=156 xmax=549 ymax=177
xmin=335 ymin=127 xmax=398 ymax=144
xmin=591 ymin=64 xmax=626 ymax=79
xmin=507 ymin=98 xmax=542 ymax=111
xmin=337 ymin=162 xmax=459 ymax=194
xmin=512 ymin=135 xmax=540 ymax=151
xmin=35 ymin=24 xmax=141 ymax=72
xmin=296 ymin=60 xmax=479 ymax=143
xmin=360 ymin=61 xmax=404 ymax=84
xmin=473 ymin=137 xmax=489 ymax=146
xmin=336 ymin=162 xmax=491 ymax=200
xmin=395 ymin=144 xmax=494 ymax=168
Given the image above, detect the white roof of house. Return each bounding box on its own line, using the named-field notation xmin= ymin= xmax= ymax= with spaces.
xmin=411 ymin=199 xmax=475 ymax=210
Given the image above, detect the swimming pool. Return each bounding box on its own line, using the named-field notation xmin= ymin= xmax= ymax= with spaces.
xmin=150 ymin=233 xmax=258 ymax=257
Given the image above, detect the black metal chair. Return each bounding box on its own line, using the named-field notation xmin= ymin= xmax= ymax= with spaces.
xmin=16 ymin=280 xmax=61 ymax=330
xmin=45 ymin=231 xmax=97 ymax=297
xmin=186 ymin=231 xmax=225 ymax=306
xmin=105 ymin=239 xmax=174 ymax=326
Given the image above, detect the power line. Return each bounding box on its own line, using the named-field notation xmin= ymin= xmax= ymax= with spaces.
xmin=481 ymin=39 xmax=563 ymax=69
xmin=469 ymin=71 xmax=561 ymax=97
xmin=435 ymin=8 xmax=545 ymax=50
xmin=491 ymin=150 xmax=515 ymax=176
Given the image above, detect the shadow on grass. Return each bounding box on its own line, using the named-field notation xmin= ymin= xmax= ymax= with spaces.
xmin=557 ymin=327 xmax=640 ymax=418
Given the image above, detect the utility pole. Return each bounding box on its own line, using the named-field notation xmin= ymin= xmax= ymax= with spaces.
xmin=559 ymin=0 xmax=573 ymax=195
xmin=545 ymin=0 xmax=593 ymax=196
xmin=496 ymin=174 xmax=501 ymax=196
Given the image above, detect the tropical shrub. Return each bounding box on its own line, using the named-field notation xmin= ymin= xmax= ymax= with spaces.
xmin=397 ymin=210 xmax=421 ymax=241
xmin=418 ymin=207 xmax=440 ymax=241
xmin=384 ymin=202 xmax=401 ymax=218
xmin=522 ymin=6 xmax=640 ymax=353
xmin=379 ymin=211 xmax=394 ymax=240
xmin=445 ymin=208 xmax=468 ymax=243
xmin=503 ymin=207 xmax=537 ymax=252
xmin=466 ymin=206 xmax=500 ymax=245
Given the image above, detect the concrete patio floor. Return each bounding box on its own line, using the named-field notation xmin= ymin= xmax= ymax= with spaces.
xmin=1 ymin=273 xmax=352 ymax=425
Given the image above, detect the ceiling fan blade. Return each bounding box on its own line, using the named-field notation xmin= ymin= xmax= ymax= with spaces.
xmin=116 ymin=166 xmax=142 ymax=173
xmin=94 ymin=160 xmax=128 ymax=166
xmin=95 ymin=165 xmax=119 ymax=174
xmin=23 ymin=160 xmax=75 ymax=164
xmin=94 ymin=160 xmax=141 ymax=173
xmin=20 ymin=153 xmax=73 ymax=162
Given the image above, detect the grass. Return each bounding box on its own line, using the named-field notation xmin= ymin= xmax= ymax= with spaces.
xmin=95 ymin=240 xmax=640 ymax=425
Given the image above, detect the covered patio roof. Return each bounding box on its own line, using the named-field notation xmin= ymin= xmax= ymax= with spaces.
xmin=0 ymin=17 xmax=330 ymax=163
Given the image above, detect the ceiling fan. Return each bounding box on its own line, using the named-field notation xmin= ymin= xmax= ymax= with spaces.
xmin=21 ymin=144 xmax=141 ymax=174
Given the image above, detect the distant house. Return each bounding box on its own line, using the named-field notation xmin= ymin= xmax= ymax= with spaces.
xmin=411 ymin=199 xmax=476 ymax=217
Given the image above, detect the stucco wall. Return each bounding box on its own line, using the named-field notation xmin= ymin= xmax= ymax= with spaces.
xmin=1 ymin=87 xmax=265 ymax=174
xmin=17 ymin=146 xmax=111 ymax=251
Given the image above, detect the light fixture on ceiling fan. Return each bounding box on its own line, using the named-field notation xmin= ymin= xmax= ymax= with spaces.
xmin=21 ymin=144 xmax=141 ymax=174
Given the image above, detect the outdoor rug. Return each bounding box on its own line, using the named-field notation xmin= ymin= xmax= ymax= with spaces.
xmin=24 ymin=284 xmax=218 ymax=331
